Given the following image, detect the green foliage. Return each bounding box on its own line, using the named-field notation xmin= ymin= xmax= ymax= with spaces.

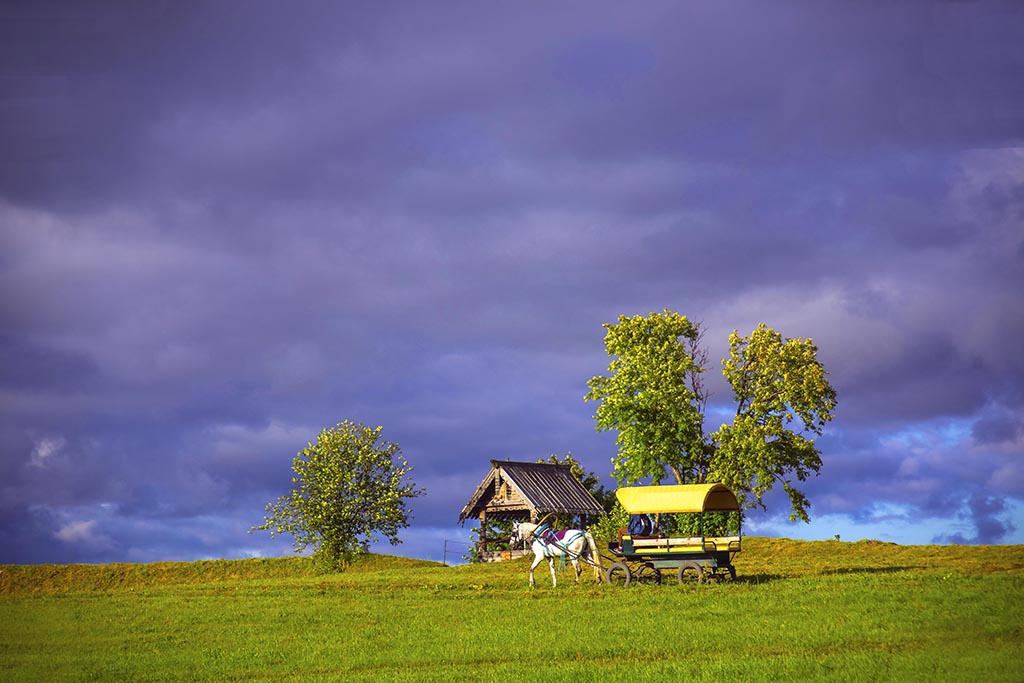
xmin=584 ymin=310 xmax=708 ymax=485
xmin=251 ymin=420 xmax=423 ymax=570
xmin=712 ymin=324 xmax=837 ymax=521
xmin=586 ymin=501 xmax=629 ymax=543
xmin=586 ymin=311 xmax=837 ymax=524
xmin=660 ymin=511 xmax=742 ymax=537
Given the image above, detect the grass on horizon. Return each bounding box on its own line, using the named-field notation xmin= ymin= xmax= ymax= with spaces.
xmin=2 ymin=537 xmax=1022 ymax=682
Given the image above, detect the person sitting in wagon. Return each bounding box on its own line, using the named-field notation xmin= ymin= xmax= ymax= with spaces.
xmin=627 ymin=513 xmax=655 ymax=537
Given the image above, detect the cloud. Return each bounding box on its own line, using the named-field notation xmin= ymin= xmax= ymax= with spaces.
xmin=54 ymin=519 xmax=98 ymax=544
xmin=939 ymin=494 xmax=1018 ymax=545
xmin=972 ymin=406 xmax=1024 ymax=446
xmin=30 ymin=436 xmax=65 ymax=468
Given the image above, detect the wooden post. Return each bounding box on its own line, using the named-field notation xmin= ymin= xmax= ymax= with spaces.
xmin=479 ymin=510 xmax=487 ymax=560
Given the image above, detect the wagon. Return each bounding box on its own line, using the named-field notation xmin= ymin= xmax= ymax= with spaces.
xmin=604 ymin=483 xmax=742 ymax=586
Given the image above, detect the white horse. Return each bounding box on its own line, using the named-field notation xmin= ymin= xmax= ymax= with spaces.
xmin=510 ymin=521 xmax=603 ymax=587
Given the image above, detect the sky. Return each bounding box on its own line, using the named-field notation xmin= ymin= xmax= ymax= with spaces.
xmin=1 ymin=1 xmax=1023 ymax=566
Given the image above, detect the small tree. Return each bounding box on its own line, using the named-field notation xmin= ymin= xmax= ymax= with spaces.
xmin=251 ymin=420 xmax=423 ymax=570
xmin=587 ymin=501 xmax=629 ymax=545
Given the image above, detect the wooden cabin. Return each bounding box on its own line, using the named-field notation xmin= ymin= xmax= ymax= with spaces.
xmin=458 ymin=460 xmax=606 ymax=561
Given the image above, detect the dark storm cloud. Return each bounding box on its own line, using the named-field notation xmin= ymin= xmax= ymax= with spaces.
xmin=940 ymin=493 xmax=1018 ymax=545
xmin=973 ymin=409 xmax=1024 ymax=446
xmin=6 ymin=3 xmax=1022 ymax=209
xmin=1 ymin=1 xmax=1022 ymax=562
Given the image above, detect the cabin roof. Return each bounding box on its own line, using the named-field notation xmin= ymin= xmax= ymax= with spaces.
xmin=458 ymin=460 xmax=605 ymax=523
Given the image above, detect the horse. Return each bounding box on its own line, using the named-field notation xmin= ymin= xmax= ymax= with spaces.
xmin=510 ymin=520 xmax=603 ymax=587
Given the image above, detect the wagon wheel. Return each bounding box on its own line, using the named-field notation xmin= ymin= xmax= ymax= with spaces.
xmin=635 ymin=562 xmax=662 ymax=585
xmin=606 ymin=562 xmax=631 ymax=587
xmin=703 ymin=567 xmax=725 ymax=584
xmin=677 ymin=562 xmax=704 ymax=585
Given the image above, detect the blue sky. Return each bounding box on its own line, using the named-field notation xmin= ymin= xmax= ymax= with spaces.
xmin=2 ymin=1 xmax=1022 ymax=565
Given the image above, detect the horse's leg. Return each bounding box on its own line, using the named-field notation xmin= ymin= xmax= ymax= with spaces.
xmin=529 ymin=551 xmax=543 ymax=588
xmin=548 ymin=557 xmax=557 ymax=587
xmin=587 ymin=533 xmax=603 ymax=583
xmin=572 ymin=558 xmax=582 ymax=584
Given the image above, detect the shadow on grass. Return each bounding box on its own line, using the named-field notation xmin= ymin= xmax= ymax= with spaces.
xmin=732 ymin=566 xmax=922 ymax=585
xmin=821 ymin=566 xmax=923 ymax=576
xmin=733 ymin=573 xmax=785 ymax=585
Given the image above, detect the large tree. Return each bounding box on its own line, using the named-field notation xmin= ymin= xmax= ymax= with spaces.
xmin=252 ymin=420 xmax=423 ymax=569
xmin=585 ymin=310 xmax=836 ymax=523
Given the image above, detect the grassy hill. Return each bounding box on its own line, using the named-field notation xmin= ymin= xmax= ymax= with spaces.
xmin=0 ymin=552 xmax=439 ymax=595
xmin=2 ymin=537 xmax=1022 ymax=681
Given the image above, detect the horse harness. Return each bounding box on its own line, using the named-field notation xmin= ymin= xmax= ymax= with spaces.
xmin=525 ymin=522 xmax=603 ymax=572
xmin=531 ymin=522 xmax=586 ymax=558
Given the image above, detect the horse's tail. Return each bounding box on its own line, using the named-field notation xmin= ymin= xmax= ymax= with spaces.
xmin=585 ymin=532 xmax=603 ymax=583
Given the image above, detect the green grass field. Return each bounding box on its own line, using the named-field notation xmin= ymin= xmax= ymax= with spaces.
xmin=2 ymin=538 xmax=1022 ymax=682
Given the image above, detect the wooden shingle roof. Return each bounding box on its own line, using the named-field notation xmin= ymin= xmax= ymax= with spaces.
xmin=458 ymin=460 xmax=605 ymax=523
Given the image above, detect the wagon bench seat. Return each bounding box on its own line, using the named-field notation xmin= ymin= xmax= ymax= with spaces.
xmin=703 ymin=536 xmax=741 ymax=552
xmin=620 ymin=535 xmax=741 ymax=555
xmin=630 ymin=536 xmax=701 ymax=547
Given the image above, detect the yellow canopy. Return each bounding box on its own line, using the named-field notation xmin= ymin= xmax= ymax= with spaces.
xmin=615 ymin=483 xmax=739 ymax=514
